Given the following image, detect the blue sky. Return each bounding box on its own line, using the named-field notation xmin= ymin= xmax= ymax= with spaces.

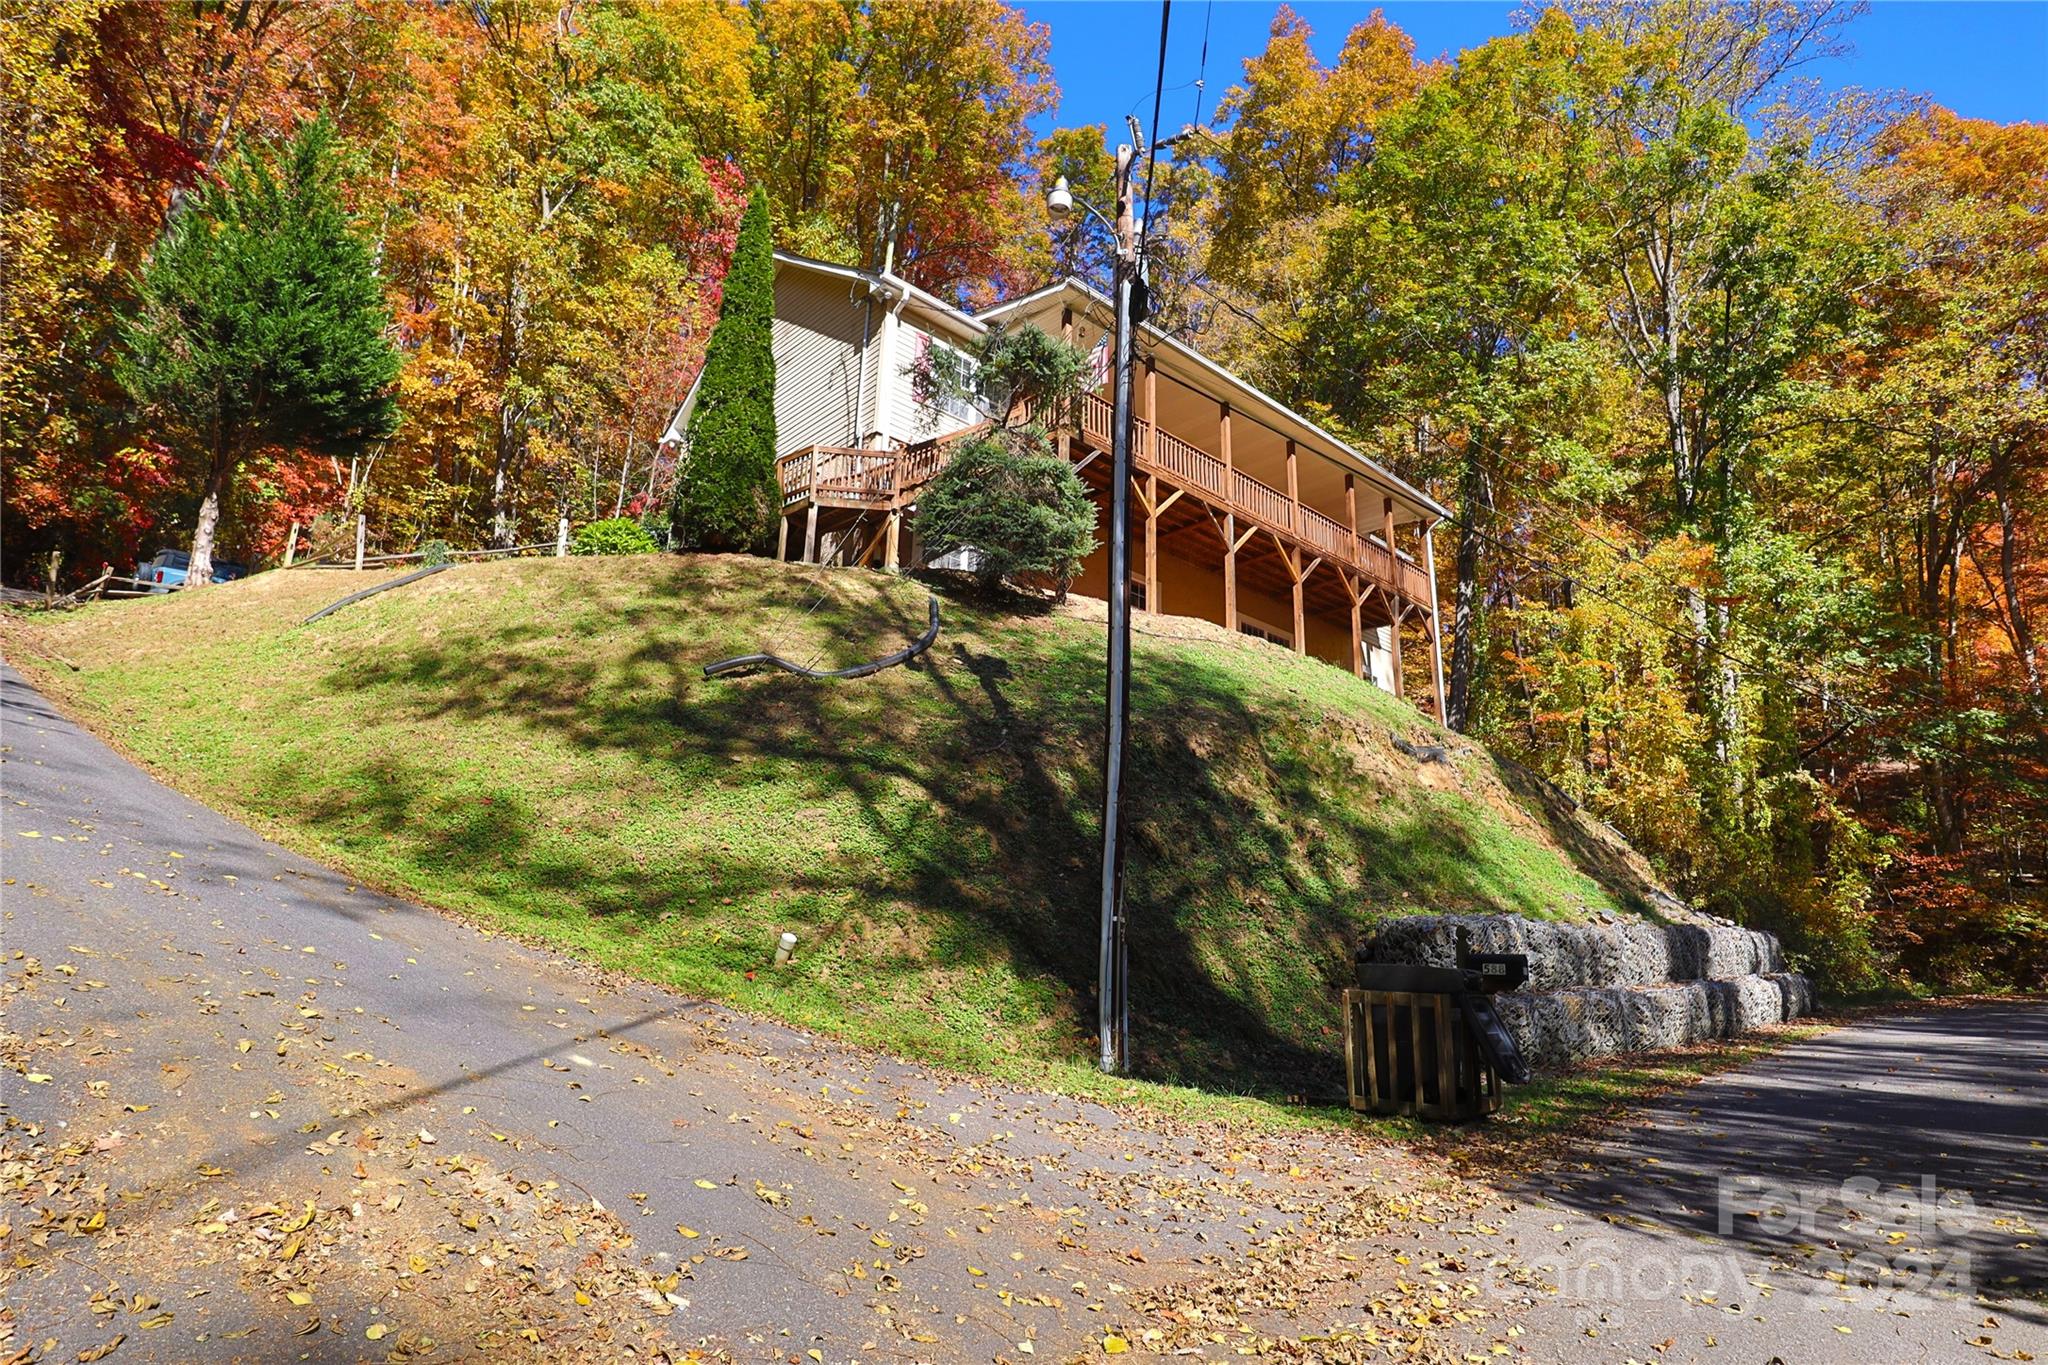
xmin=1017 ymin=1 xmax=2048 ymax=140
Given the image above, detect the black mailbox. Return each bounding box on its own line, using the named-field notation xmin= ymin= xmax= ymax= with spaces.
xmin=1461 ymin=951 xmax=1528 ymax=993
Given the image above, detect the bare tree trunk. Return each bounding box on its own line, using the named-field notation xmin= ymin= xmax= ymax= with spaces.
xmin=488 ymin=265 xmax=529 ymax=548
xmin=489 ymin=411 xmax=520 ymax=549
xmin=187 ymin=422 xmax=233 ymax=587
xmin=1444 ymin=449 xmax=1493 ymax=733
xmin=613 ymin=432 xmax=636 ymax=518
xmin=1992 ymin=446 xmax=2043 ymax=699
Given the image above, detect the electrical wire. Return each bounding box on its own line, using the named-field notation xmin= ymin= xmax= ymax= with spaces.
xmin=1138 ymin=0 xmax=1171 ymax=256
xmin=1192 ymin=0 xmax=1214 ymax=129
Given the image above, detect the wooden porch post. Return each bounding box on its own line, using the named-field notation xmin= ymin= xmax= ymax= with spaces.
xmin=1382 ymin=497 xmax=1398 ymax=599
xmin=1059 ymin=306 xmax=1075 ymax=463
xmin=1142 ymin=355 xmax=1157 ymax=435
xmin=1291 ymin=561 xmax=1306 ymax=654
xmin=776 ymin=513 xmax=790 ymax=562
xmin=1345 ymin=573 xmax=1365 ymax=680
xmin=1390 ymin=604 xmax=1406 ymax=699
xmin=1383 ymin=498 xmax=1404 ymax=697
xmin=1141 ymin=356 xmax=1159 ymax=612
xmin=1144 ymin=471 xmax=1159 ymax=613
xmin=1284 ymin=439 xmax=1298 ymax=528
xmin=1344 ymin=473 xmax=1359 ymax=557
xmin=1271 ymin=532 xmax=1308 ymax=656
xmin=885 ymin=511 xmax=902 ymax=572
xmin=1220 ymin=403 xmax=1236 ymax=630
xmin=1423 ymin=521 xmax=1446 ymax=719
xmin=803 ymin=503 xmax=819 ymax=564
xmin=1223 ymin=513 xmax=1238 ymax=630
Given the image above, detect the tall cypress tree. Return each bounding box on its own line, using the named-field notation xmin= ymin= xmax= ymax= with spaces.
xmin=118 ymin=117 xmax=399 ymax=583
xmin=675 ymin=187 xmax=779 ymax=551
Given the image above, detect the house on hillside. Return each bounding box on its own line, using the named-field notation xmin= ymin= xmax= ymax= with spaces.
xmin=663 ymin=250 xmax=1449 ymax=717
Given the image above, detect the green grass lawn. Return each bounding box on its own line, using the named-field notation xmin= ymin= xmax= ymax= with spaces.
xmin=11 ymin=554 xmax=1678 ymax=1114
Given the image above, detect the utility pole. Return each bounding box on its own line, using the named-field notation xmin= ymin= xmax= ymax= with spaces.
xmin=1098 ymin=139 xmax=1141 ymax=1075
xmin=1049 ymin=117 xmax=1178 ymax=1075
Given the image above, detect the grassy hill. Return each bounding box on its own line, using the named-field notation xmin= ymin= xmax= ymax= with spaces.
xmin=8 ymin=555 xmax=1676 ymax=1102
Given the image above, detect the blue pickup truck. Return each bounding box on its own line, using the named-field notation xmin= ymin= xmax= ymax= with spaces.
xmin=134 ymin=548 xmax=249 ymax=591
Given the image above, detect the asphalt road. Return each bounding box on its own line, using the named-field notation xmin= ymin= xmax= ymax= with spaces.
xmin=0 ymin=663 xmax=1490 ymax=1363
xmin=4 ymin=657 xmax=2043 ymax=1365
xmin=1473 ymin=1004 xmax=2048 ymax=1363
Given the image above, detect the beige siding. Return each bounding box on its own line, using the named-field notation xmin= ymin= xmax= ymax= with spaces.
xmin=772 ymin=267 xmax=872 ymax=455
xmin=885 ymin=323 xmax=979 ymax=446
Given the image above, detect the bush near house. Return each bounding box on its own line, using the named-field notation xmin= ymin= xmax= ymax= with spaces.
xmin=914 ymin=437 xmax=1095 ymax=596
xmin=912 ymin=322 xmax=1096 ymax=597
xmin=571 ymin=517 xmax=659 ymax=556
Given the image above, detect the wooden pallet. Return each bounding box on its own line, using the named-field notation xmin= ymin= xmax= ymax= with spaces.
xmin=1343 ymin=987 xmax=1501 ymax=1121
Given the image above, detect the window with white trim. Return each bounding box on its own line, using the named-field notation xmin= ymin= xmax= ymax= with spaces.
xmin=1238 ymin=614 xmax=1292 ymax=648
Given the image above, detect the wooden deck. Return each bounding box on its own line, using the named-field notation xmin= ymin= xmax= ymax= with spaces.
xmin=775 ymin=394 xmax=1442 ymax=705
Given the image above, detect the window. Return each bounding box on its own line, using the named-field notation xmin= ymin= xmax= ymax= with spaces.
xmin=913 ymin=333 xmax=982 ymax=425
xmin=1238 ymin=614 xmax=1292 ymax=648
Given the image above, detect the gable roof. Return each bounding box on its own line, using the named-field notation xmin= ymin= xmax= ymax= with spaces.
xmin=772 ymin=250 xmax=987 ymax=344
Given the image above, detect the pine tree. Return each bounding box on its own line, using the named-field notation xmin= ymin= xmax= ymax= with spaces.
xmin=675 ymin=187 xmax=779 ymax=551
xmin=118 ymin=117 xmax=400 ymax=584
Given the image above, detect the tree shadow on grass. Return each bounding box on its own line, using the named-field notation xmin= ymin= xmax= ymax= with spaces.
xmin=293 ymin=558 xmax=1630 ymax=1098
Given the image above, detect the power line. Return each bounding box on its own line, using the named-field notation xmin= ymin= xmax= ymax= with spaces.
xmin=1192 ymin=0 xmax=1214 ymax=129
xmin=1138 ymin=0 xmax=1171 ymax=257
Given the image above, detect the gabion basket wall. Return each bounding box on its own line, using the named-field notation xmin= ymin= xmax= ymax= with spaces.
xmin=1361 ymin=914 xmax=1815 ymax=1072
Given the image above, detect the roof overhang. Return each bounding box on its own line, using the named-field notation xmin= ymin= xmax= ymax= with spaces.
xmin=772 ymin=250 xmax=986 ymax=345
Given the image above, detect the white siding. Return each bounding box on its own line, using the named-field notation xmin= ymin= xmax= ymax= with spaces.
xmin=771 ymin=267 xmax=873 ymax=455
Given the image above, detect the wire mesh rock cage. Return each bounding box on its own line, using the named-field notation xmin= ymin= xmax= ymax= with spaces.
xmin=1342 ymin=986 xmax=1502 ymax=1121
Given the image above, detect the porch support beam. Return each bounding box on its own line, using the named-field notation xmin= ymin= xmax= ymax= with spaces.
xmin=1383 ymin=496 xmax=1399 ymax=610
xmin=1344 ymin=472 xmax=1359 ymax=562
xmin=1285 ymin=439 xmax=1299 ymax=530
xmin=1423 ymin=521 xmax=1446 ymax=721
xmin=777 ymin=512 xmax=790 ymax=563
xmin=854 ymin=519 xmax=887 ymax=569
xmin=803 ymin=503 xmax=820 ymax=564
xmin=1389 ymin=597 xmax=1406 ymax=700
xmin=1223 ymin=511 xmax=1238 ymax=632
xmin=1219 ymin=400 xmax=1234 ymax=501
xmin=1144 ymin=471 xmax=1159 ymax=613
xmin=1270 ymin=530 xmax=1308 ymax=654
xmin=885 ymin=511 xmax=902 ymax=572
xmin=1344 ymin=570 xmax=1364 ymax=679
xmin=1292 ymin=567 xmax=1306 ymax=655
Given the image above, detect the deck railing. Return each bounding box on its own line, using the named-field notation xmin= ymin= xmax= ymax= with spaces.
xmin=1231 ymin=468 xmax=1294 ymax=532
xmin=781 ymin=399 xmax=1434 ymax=611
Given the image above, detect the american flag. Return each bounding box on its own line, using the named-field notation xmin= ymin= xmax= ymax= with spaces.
xmin=1087 ymin=339 xmax=1110 ymax=391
